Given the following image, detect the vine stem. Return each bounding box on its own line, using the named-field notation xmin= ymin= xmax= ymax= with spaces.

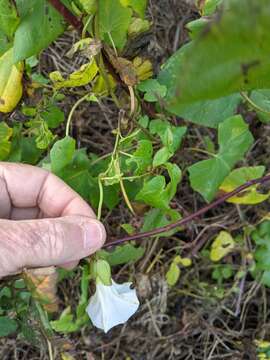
xmin=66 ymin=93 xmax=90 ymax=137
xmin=103 ymin=173 xmax=270 ymax=248
xmin=241 ymin=91 xmax=270 ymax=116
xmin=47 ymin=0 xmax=82 ymax=30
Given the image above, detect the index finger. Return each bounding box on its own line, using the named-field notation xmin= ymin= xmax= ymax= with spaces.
xmin=0 ymin=162 xmax=95 ymax=218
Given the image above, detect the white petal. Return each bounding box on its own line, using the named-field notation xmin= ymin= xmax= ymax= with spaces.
xmin=86 ymin=281 xmax=139 ymax=333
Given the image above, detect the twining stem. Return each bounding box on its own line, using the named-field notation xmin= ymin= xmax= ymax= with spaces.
xmin=66 ymin=93 xmax=90 ymax=137
xmin=128 ymin=86 xmax=136 ymax=117
xmin=241 ymin=91 xmax=270 ymax=116
xmin=97 ymin=177 xmax=104 ymax=221
xmin=103 ymin=173 xmax=270 ymax=248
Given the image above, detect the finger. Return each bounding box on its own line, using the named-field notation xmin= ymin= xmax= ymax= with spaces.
xmin=0 ymin=215 xmax=106 ymax=278
xmin=60 ymin=261 xmax=79 ymax=270
xmin=0 ymin=163 xmax=95 ymax=218
xmin=11 ymin=207 xmax=39 ymax=220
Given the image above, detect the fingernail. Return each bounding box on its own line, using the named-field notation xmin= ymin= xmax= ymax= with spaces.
xmin=83 ymin=221 xmax=106 ymax=252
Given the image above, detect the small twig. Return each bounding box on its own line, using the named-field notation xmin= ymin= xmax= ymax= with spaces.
xmin=47 ymin=0 xmax=82 ymax=30
xmin=104 ymin=173 xmax=270 ymax=248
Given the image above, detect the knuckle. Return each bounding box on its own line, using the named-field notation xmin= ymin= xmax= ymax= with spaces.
xmin=46 ymin=221 xmax=65 ymax=260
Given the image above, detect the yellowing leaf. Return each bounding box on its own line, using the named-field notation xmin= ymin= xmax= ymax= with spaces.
xmin=49 ymin=60 xmax=98 ymax=89
xmin=23 ymin=266 xmax=59 ymax=313
xmin=166 ymin=262 xmax=180 ymax=286
xmin=133 ymin=56 xmax=153 ymax=81
xmin=180 ymin=258 xmax=192 ymax=267
xmin=210 ymin=231 xmax=235 ymax=262
xmin=104 ymin=45 xmax=138 ymax=86
xmin=220 ymin=166 xmax=270 ymax=204
xmin=173 ymin=255 xmax=192 ymax=267
xmin=0 ymin=47 xmax=23 ymax=113
xmin=92 ymin=73 xmax=116 ymax=96
xmin=128 ymin=18 xmax=150 ymax=36
xmin=61 ymin=353 xmax=75 ymax=360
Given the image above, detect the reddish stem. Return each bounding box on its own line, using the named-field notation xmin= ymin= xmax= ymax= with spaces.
xmin=47 ymin=0 xmax=83 ymax=30
xmin=104 ymin=174 xmax=270 ymax=248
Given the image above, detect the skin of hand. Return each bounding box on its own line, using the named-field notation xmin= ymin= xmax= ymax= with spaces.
xmin=0 ymin=162 xmax=106 ymax=279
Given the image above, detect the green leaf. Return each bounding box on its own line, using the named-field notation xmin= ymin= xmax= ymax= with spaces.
xmin=0 ymin=0 xmax=20 ymax=38
xmin=142 ymin=208 xmax=181 ymax=238
xmin=199 ymin=0 xmax=223 ymax=15
xmin=14 ymin=0 xmax=65 ymax=62
xmin=21 ymin=137 xmax=43 ymax=164
xmin=98 ymin=243 xmax=144 ymax=266
xmin=149 ymin=119 xmax=187 ymax=153
xmin=250 ymin=89 xmax=270 ymax=123
xmin=98 ymin=0 xmax=132 ymax=49
xmin=137 ymin=79 xmax=167 ymax=102
xmin=220 ymin=166 xmax=269 ymax=205
xmin=128 ymin=17 xmax=150 ymax=36
xmin=149 ymin=119 xmax=186 ymax=166
xmin=153 ymin=147 xmax=171 ymax=168
xmin=186 ymin=18 xmax=210 ymax=39
xmin=121 ymin=223 xmax=135 ymax=234
xmin=41 ymin=105 xmax=65 ymax=129
xmin=126 ymin=139 xmax=153 ymax=174
xmin=0 ymin=29 xmax=10 ymax=56
xmin=252 ymin=221 xmax=270 ymax=272
xmin=0 ymin=316 xmax=18 ymax=337
xmin=188 ymin=115 xmax=254 ymax=202
xmin=136 ymin=163 xmax=181 ymax=209
xmin=50 ymin=307 xmax=79 ymax=333
xmin=120 ymin=0 xmax=147 ymax=18
xmin=166 ymin=262 xmax=180 ymax=287
xmin=50 ymin=136 xmax=76 ymax=173
xmin=159 ymin=0 xmax=270 ymax=118
xmin=171 ymin=94 xmax=242 ymax=128
xmin=0 ymin=122 xmax=12 ymax=160
xmin=158 ymin=44 xmax=242 ymax=128
xmin=78 ymin=0 xmax=97 ymax=14
xmin=25 ymin=118 xmax=55 ymax=150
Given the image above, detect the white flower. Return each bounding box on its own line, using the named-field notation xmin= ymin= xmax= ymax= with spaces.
xmin=86 ymin=280 xmax=139 ymax=333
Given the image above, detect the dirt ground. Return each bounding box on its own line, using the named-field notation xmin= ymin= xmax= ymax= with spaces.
xmin=1 ymin=0 xmax=270 ymax=359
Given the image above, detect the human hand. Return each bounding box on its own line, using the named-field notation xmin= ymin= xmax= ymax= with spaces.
xmin=0 ymin=163 xmax=106 ymax=278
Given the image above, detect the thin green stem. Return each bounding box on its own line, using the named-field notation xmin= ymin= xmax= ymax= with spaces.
xmin=107 ymin=31 xmax=118 ymax=56
xmin=82 ymin=15 xmax=93 ymax=38
xmin=97 ymin=177 xmax=104 ymax=220
xmin=66 ymin=93 xmax=90 ymax=137
xmin=241 ymin=91 xmax=270 ymax=116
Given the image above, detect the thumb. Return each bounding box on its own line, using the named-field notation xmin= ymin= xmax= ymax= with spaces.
xmin=0 ymin=215 xmax=106 ymax=278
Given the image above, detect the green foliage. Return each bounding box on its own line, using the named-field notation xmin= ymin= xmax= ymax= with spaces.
xmin=50 ymin=136 xmax=76 ymax=173
xmin=136 ymin=163 xmax=181 ymax=209
xmin=51 ymin=264 xmax=91 ymax=333
xmin=98 ymin=243 xmax=145 ymax=266
xmin=0 ymin=316 xmax=18 ymax=337
xmin=0 ymin=0 xmax=20 ymax=38
xmin=1 ymin=0 xmax=270 ymax=344
xmin=98 ymin=0 xmax=132 ymax=49
xmin=159 ymin=0 xmax=270 ymax=125
xmin=188 ymin=115 xmax=254 ymax=202
xmin=252 ymin=221 xmax=270 ymax=287
xmin=137 ymin=79 xmax=167 ymax=102
xmin=14 ymin=0 xmax=65 ymax=62
xmin=250 ymin=89 xmax=270 ymax=123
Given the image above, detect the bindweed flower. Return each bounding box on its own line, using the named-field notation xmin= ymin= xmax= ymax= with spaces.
xmin=86 ymin=279 xmax=139 ymax=333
